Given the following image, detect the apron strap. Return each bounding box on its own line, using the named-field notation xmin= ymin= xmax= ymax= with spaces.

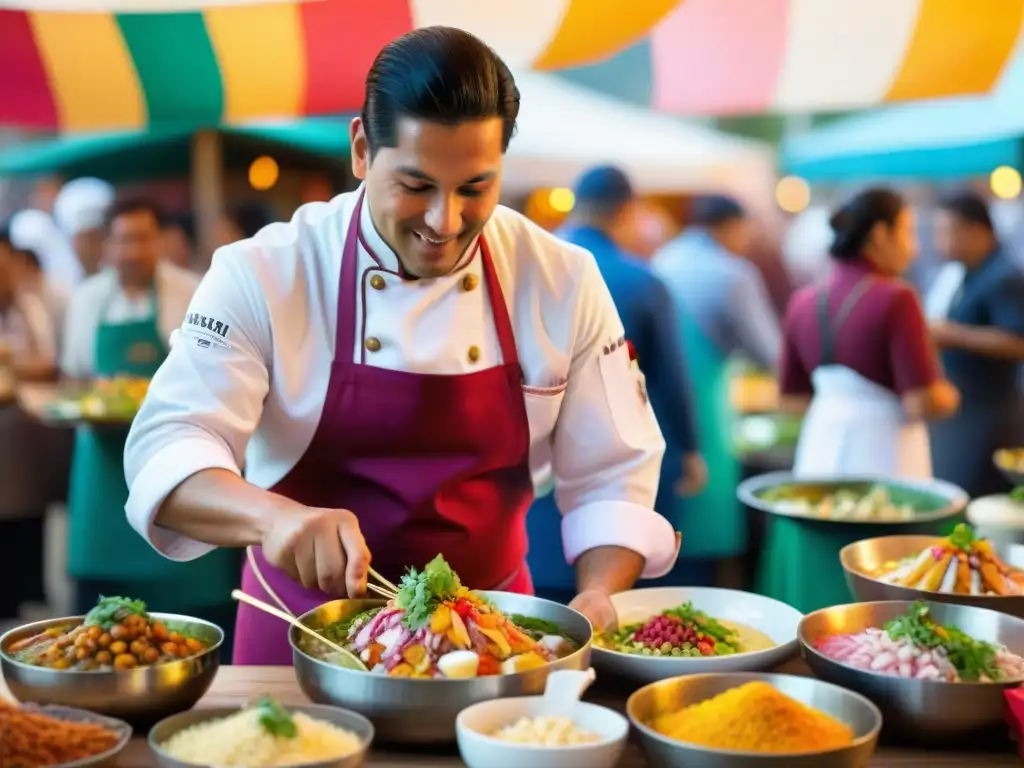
xmin=817 ymin=275 xmax=875 ymax=367
xmin=478 ymin=236 xmax=519 ymax=366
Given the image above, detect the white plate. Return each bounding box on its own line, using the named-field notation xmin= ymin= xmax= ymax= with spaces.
xmin=592 ymin=587 xmax=802 ymax=683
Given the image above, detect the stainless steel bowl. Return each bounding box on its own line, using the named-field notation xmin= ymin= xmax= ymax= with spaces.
xmin=738 ymin=472 xmax=967 ymax=525
xmin=0 ymin=613 xmax=222 ymax=727
xmin=799 ymin=600 xmax=1024 ymax=742
xmin=149 ymin=704 xmax=374 ymax=768
xmin=291 ymin=591 xmax=592 ymax=744
xmin=994 ymin=448 xmax=1024 ymax=487
xmin=626 ymin=672 xmax=881 ymax=767
xmin=841 ymin=534 xmax=1024 ymax=618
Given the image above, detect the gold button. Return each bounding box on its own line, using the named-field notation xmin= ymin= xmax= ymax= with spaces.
xmin=468 ymin=345 xmax=480 ymax=363
xmin=365 ymin=337 xmax=382 ymax=352
xmin=462 ymin=273 xmax=479 ymax=292
xmin=370 ymin=274 xmax=386 ymax=290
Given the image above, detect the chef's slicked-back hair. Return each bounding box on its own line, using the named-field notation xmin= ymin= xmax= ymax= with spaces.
xmin=360 ymin=26 xmax=520 ymax=158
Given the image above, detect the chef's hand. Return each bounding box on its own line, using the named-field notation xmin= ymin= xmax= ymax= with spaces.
xmin=569 ymin=588 xmax=618 ymax=635
xmin=675 ymin=452 xmax=708 ymax=497
xmin=261 ymin=506 xmax=370 ymax=598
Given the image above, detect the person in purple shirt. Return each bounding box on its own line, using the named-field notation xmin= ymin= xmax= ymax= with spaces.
xmin=526 ymin=166 xmax=707 ymax=599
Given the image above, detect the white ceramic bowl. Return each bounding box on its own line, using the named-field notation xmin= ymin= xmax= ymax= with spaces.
xmin=456 ymin=696 xmax=628 ymax=768
xmin=593 ymin=587 xmax=802 ymax=683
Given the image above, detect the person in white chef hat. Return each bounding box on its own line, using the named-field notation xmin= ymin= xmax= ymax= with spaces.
xmin=53 ymin=177 xmax=115 ymax=281
xmin=8 ymin=209 xmax=75 ymax=342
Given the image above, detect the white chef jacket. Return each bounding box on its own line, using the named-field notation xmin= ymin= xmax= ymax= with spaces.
xmin=124 ymin=189 xmax=677 ymax=579
xmin=61 ymin=262 xmax=200 ymax=378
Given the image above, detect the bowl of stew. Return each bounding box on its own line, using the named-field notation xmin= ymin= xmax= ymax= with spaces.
xmin=0 ymin=597 xmax=222 ymax=728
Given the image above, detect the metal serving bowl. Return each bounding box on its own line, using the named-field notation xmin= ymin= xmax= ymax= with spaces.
xmin=626 ymin=672 xmax=881 ymax=767
xmin=994 ymin=448 xmax=1024 ymax=487
xmin=841 ymin=534 xmax=1024 ymax=618
xmin=290 ymin=591 xmax=592 ymax=744
xmin=738 ymin=472 xmax=967 ymax=525
xmin=0 ymin=613 xmax=222 ymax=728
xmin=799 ymin=600 xmax=1024 ymax=742
xmin=149 ymin=703 xmax=374 ymax=768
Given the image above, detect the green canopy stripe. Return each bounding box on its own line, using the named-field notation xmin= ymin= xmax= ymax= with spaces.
xmin=116 ymin=12 xmax=223 ymax=128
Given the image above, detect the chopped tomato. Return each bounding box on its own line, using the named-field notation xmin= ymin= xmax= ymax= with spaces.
xmin=477 ymin=654 xmax=501 ymax=676
xmin=452 ymin=599 xmax=479 ymax=623
xmin=697 ymin=640 xmax=715 ymax=656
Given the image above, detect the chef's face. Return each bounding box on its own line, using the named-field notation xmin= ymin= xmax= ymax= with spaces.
xmin=351 ymin=116 xmax=503 ymax=278
xmin=107 ymin=209 xmax=160 ymax=289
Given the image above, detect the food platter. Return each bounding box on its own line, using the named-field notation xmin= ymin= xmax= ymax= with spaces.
xmin=738 ymin=471 xmax=968 ymax=525
xmin=36 ymin=377 xmax=148 ymax=428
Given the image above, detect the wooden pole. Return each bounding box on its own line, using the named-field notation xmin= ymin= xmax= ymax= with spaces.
xmin=190 ymin=129 xmax=224 ymax=270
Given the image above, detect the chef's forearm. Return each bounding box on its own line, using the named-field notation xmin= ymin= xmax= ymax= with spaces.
xmin=155 ymin=468 xmax=291 ymax=548
xmin=574 ymin=545 xmax=645 ymax=595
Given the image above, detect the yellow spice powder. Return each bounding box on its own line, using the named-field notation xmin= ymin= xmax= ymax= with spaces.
xmin=651 ymin=681 xmax=854 ymax=753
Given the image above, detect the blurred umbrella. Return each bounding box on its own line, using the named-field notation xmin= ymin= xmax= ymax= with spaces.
xmin=0 ymin=0 xmax=678 ymax=133
xmin=558 ymin=0 xmax=1024 ymax=116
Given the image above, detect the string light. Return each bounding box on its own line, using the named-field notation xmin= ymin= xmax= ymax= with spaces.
xmin=548 ymin=187 xmax=575 ymax=214
xmin=990 ymin=165 xmax=1021 ymax=200
xmin=775 ymin=175 xmax=810 ymax=214
xmin=248 ymin=155 xmax=279 ymax=191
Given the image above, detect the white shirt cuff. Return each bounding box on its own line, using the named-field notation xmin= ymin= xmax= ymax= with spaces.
xmin=125 ymin=435 xmax=240 ymax=561
xmin=561 ymin=500 xmax=680 ymax=579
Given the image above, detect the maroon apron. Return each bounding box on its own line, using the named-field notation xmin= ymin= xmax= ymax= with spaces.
xmin=234 ymin=193 xmax=535 ymax=665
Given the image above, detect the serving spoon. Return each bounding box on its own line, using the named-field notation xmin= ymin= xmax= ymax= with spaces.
xmin=230 ymin=589 xmax=368 ymax=671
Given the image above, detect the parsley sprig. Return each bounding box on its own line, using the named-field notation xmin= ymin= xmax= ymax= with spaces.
xmin=253 ymin=696 xmax=297 ymax=739
xmin=83 ymin=596 xmax=148 ymax=630
xmin=395 ymin=555 xmax=461 ymax=629
xmin=1011 ymin=486 xmax=1024 ymax=503
xmin=885 ymin=602 xmax=1000 ymax=681
xmin=947 ymin=523 xmax=976 ymax=551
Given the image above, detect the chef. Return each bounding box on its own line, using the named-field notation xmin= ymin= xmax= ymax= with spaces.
xmin=53 ymin=177 xmax=115 ymax=281
xmin=63 ymin=197 xmax=240 ymax=654
xmin=123 ymin=26 xmax=679 ymax=666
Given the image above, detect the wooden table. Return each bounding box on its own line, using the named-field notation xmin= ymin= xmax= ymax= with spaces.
xmin=5 ymin=664 xmax=1017 ymax=767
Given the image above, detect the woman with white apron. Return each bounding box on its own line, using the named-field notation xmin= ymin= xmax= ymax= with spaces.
xmin=758 ymin=187 xmax=960 ymax=612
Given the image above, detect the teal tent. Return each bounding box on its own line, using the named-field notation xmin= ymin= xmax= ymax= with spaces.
xmin=0 ymin=118 xmax=351 ymax=181
xmin=781 ymin=49 xmax=1024 ymax=182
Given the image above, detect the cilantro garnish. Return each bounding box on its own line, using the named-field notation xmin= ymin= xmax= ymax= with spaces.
xmin=1011 ymin=486 xmax=1024 ymax=503
xmin=885 ymin=602 xmax=1000 ymax=681
xmin=395 ymin=554 xmax=461 ymax=630
xmin=948 ymin=523 xmax=976 ymax=551
xmin=83 ymin=596 xmax=148 ymax=630
xmin=253 ymin=696 xmax=297 ymax=739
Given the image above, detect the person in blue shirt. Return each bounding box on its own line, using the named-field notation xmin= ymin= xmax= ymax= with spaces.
xmin=526 ymin=166 xmax=707 ymax=602
xmin=927 ymin=190 xmax=1024 ymax=498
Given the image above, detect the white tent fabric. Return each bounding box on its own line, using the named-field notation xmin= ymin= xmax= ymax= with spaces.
xmin=505 ymin=71 xmax=777 ymax=202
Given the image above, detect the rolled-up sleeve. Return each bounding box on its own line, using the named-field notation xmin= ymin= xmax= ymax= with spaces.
xmin=124 ymin=246 xmax=271 ymax=560
xmin=553 ymin=255 xmax=677 ymax=579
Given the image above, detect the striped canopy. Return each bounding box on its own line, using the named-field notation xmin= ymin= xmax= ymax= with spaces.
xmin=559 ymin=0 xmax=1024 ymax=115
xmin=0 ymin=0 xmax=677 ymax=133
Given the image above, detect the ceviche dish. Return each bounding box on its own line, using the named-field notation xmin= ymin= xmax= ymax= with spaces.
xmin=876 ymin=524 xmax=1024 ymax=596
xmin=596 ymin=601 xmax=775 ymax=658
xmin=4 ymin=596 xmax=213 ymax=671
xmin=814 ymin=602 xmax=1024 ymax=682
xmin=300 ymin=556 xmax=578 ymax=678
